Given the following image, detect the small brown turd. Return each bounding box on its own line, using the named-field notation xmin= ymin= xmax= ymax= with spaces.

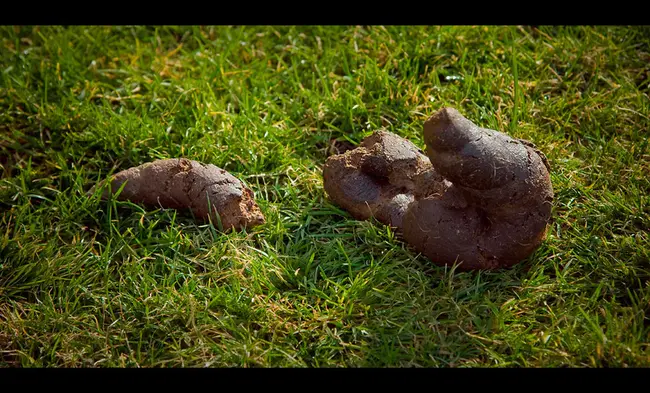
xmin=101 ymin=158 xmax=265 ymax=231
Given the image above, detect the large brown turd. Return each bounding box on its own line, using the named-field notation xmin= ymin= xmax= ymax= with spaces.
xmin=323 ymin=107 xmax=554 ymax=270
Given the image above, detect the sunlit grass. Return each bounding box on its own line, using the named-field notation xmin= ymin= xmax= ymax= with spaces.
xmin=0 ymin=25 xmax=648 ymax=367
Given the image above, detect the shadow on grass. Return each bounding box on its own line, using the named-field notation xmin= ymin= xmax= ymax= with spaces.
xmin=0 ymin=332 xmax=20 ymax=367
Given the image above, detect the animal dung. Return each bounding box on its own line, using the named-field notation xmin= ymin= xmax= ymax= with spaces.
xmin=100 ymin=158 xmax=265 ymax=231
xmin=323 ymin=107 xmax=554 ymax=270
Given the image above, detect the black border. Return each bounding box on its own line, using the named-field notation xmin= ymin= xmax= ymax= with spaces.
xmin=0 ymin=2 xmax=646 ymax=25
xmin=1 ymin=367 xmax=647 ymax=387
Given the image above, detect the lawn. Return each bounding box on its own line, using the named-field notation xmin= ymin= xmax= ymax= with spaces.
xmin=0 ymin=25 xmax=649 ymax=367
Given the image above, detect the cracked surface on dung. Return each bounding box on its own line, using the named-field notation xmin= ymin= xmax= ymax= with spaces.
xmin=323 ymin=131 xmax=441 ymax=229
xmin=103 ymin=158 xmax=265 ymax=231
xmin=323 ymin=108 xmax=554 ymax=270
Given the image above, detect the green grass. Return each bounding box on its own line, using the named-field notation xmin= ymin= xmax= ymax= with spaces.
xmin=0 ymin=25 xmax=649 ymax=367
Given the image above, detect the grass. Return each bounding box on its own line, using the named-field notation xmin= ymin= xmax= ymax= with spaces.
xmin=0 ymin=25 xmax=649 ymax=367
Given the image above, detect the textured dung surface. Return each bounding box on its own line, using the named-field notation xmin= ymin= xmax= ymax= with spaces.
xmin=323 ymin=131 xmax=436 ymax=229
xmin=406 ymin=107 xmax=554 ymax=270
xmin=103 ymin=158 xmax=265 ymax=231
xmin=324 ymin=108 xmax=554 ymax=270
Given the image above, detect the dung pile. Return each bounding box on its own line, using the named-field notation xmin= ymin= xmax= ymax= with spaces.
xmin=323 ymin=107 xmax=554 ymax=270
